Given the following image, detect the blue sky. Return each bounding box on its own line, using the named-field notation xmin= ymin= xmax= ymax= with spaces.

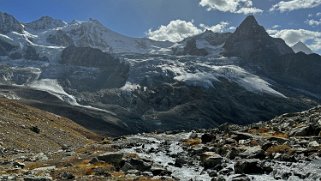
xmin=1 ymin=0 xmax=321 ymax=52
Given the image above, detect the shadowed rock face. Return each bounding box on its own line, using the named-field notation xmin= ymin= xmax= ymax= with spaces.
xmin=0 ymin=12 xmax=24 ymax=34
xmin=61 ymin=46 xmax=120 ymax=67
xmin=199 ymin=31 xmax=231 ymax=46
xmin=46 ymin=30 xmax=74 ymax=46
xmin=178 ymin=39 xmax=208 ymax=56
xmin=259 ymin=52 xmax=321 ymax=94
xmin=223 ymin=15 xmax=293 ymax=59
xmin=23 ymin=46 xmax=41 ymax=60
xmin=222 ymin=15 xmax=321 ymax=96
xmin=0 ymin=38 xmax=17 ymax=56
xmin=60 ymin=46 xmax=129 ymax=91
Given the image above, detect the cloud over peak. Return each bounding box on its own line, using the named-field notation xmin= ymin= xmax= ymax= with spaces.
xmin=199 ymin=0 xmax=263 ymax=14
xmin=147 ymin=20 xmax=230 ymax=42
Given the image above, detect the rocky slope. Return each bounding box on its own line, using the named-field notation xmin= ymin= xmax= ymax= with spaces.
xmin=0 ymin=12 xmax=23 ymax=34
xmin=2 ymin=105 xmax=321 ymax=180
xmin=0 ymin=98 xmax=100 ymax=153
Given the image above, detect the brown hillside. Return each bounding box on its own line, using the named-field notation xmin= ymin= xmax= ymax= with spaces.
xmin=0 ymin=98 xmax=102 ymax=153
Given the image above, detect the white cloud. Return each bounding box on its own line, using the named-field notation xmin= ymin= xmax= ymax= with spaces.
xmin=229 ymin=26 xmax=237 ymax=30
xmin=270 ymin=0 xmax=321 ymax=12
xmin=147 ymin=20 xmax=231 ymax=42
xmin=147 ymin=20 xmax=202 ymax=42
xmin=200 ymin=21 xmax=229 ymax=32
xmin=199 ymin=0 xmax=263 ymax=14
xmin=305 ymin=12 xmax=321 ymax=26
xmin=268 ymin=28 xmax=321 ymax=52
xmin=306 ymin=19 xmax=321 ymax=26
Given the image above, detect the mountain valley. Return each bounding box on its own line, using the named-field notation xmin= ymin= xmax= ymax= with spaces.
xmin=0 ymin=13 xmax=320 ymax=136
xmin=0 ymin=8 xmax=321 ymax=181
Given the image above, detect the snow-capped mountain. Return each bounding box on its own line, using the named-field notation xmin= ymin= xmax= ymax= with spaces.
xmin=291 ymin=41 xmax=314 ymax=54
xmin=0 ymin=12 xmax=23 ymax=34
xmin=24 ymin=16 xmax=67 ymax=31
xmin=0 ymin=12 xmax=320 ymax=135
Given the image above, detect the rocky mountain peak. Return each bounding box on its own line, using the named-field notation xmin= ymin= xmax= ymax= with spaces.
xmin=223 ymin=15 xmax=293 ymax=59
xmin=88 ymin=18 xmax=103 ymax=25
xmin=232 ymin=15 xmax=268 ymax=39
xmin=25 ymin=16 xmax=66 ymax=30
xmin=240 ymin=15 xmax=259 ymax=26
xmin=0 ymin=12 xmax=24 ymax=34
xmin=291 ymin=41 xmax=313 ymax=54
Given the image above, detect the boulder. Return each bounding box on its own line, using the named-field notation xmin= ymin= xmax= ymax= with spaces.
xmin=97 ymin=152 xmax=124 ymax=166
xmin=201 ymin=133 xmax=214 ymax=143
xmin=231 ymin=131 xmax=254 ymax=141
xmin=201 ymin=152 xmax=223 ymax=169
xmin=59 ymin=172 xmax=75 ymax=180
xmin=13 ymin=161 xmax=25 ymax=169
xmin=128 ymin=158 xmax=152 ymax=172
xmin=151 ymin=167 xmax=171 ymax=176
xmin=239 ymin=146 xmax=264 ymax=159
xmin=308 ymin=141 xmax=320 ymax=148
xmin=290 ymin=126 xmax=310 ymax=136
xmin=234 ymin=159 xmax=265 ymax=174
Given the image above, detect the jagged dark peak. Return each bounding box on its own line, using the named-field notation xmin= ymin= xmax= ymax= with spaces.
xmin=240 ymin=15 xmax=259 ymax=27
xmin=233 ymin=15 xmax=268 ymax=38
xmin=0 ymin=12 xmax=24 ymax=34
xmin=223 ymin=15 xmax=293 ymax=59
xmin=25 ymin=16 xmax=66 ymax=30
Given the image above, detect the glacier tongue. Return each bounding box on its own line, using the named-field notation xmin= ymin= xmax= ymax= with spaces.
xmin=27 ymin=79 xmax=116 ymax=115
xmin=27 ymin=79 xmax=79 ymax=105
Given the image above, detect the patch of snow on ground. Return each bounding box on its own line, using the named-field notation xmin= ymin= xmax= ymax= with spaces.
xmin=120 ymin=82 xmax=141 ymax=91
